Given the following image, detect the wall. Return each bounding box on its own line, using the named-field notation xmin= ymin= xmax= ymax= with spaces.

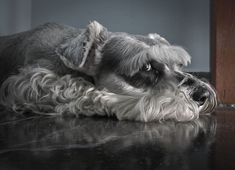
xmin=0 ymin=0 xmax=210 ymax=72
xmin=0 ymin=0 xmax=31 ymax=35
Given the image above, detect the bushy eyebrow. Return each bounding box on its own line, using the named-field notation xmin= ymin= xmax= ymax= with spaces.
xmin=147 ymin=45 xmax=191 ymax=67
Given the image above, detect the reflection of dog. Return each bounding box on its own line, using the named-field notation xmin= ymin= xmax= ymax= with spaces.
xmin=0 ymin=21 xmax=217 ymax=121
xmin=0 ymin=115 xmax=216 ymax=154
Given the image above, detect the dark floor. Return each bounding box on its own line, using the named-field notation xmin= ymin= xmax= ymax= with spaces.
xmin=0 ymin=108 xmax=235 ymax=170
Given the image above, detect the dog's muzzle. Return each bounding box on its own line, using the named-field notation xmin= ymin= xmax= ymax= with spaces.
xmin=176 ymin=72 xmax=217 ymax=113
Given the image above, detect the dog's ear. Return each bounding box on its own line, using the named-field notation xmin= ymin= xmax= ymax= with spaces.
xmin=57 ymin=21 xmax=108 ymax=76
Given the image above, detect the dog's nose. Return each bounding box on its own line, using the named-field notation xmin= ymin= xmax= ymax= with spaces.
xmin=191 ymin=86 xmax=209 ymax=106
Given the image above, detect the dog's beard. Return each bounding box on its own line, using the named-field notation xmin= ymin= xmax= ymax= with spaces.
xmin=105 ymin=83 xmax=214 ymax=122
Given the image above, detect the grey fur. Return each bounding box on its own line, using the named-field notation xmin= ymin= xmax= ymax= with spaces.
xmin=0 ymin=21 xmax=217 ymax=122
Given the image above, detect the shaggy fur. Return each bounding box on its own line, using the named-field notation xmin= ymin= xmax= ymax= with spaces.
xmin=0 ymin=21 xmax=217 ymax=122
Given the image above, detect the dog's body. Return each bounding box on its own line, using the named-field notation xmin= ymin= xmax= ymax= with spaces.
xmin=0 ymin=21 xmax=217 ymax=122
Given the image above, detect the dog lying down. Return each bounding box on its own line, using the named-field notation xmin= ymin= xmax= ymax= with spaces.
xmin=0 ymin=21 xmax=217 ymax=122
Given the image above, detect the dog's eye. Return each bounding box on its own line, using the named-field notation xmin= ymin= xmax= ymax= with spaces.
xmin=142 ymin=63 xmax=152 ymax=71
xmin=178 ymin=63 xmax=184 ymax=68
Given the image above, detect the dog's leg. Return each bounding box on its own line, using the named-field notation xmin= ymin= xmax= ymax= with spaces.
xmin=0 ymin=65 xmax=150 ymax=120
xmin=0 ymin=66 xmax=117 ymax=117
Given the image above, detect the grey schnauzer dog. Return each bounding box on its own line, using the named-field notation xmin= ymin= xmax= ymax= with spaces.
xmin=0 ymin=21 xmax=217 ymax=122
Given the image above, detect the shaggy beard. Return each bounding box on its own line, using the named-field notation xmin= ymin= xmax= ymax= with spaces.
xmin=0 ymin=66 xmax=212 ymax=122
xmin=111 ymin=89 xmax=200 ymax=122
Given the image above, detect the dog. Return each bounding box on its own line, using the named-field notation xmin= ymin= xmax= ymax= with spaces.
xmin=0 ymin=21 xmax=217 ymax=122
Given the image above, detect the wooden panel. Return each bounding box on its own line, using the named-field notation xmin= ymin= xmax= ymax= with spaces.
xmin=215 ymin=109 xmax=235 ymax=170
xmin=211 ymin=0 xmax=235 ymax=104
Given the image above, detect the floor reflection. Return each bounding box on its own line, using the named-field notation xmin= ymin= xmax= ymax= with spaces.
xmin=0 ymin=111 xmax=216 ymax=170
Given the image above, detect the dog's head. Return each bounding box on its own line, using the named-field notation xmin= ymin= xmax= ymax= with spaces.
xmin=58 ymin=21 xmax=217 ymax=121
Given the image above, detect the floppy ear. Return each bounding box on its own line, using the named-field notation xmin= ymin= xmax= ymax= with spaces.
xmin=56 ymin=21 xmax=108 ymax=76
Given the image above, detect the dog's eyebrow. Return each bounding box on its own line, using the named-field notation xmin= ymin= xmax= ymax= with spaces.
xmin=118 ymin=50 xmax=150 ymax=76
xmin=147 ymin=45 xmax=191 ymax=67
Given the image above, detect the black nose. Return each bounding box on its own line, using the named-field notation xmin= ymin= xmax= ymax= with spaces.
xmin=192 ymin=86 xmax=209 ymax=106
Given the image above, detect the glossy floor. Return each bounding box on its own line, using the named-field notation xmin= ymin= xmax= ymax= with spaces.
xmin=0 ymin=109 xmax=235 ymax=170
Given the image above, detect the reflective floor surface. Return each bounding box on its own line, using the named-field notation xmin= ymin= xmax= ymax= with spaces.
xmin=0 ymin=108 xmax=235 ymax=170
